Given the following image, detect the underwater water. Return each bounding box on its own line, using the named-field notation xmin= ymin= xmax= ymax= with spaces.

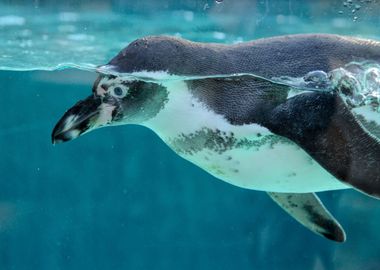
xmin=1 ymin=0 xmax=380 ymax=269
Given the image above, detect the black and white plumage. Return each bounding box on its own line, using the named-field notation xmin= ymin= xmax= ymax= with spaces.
xmin=52 ymin=34 xmax=380 ymax=242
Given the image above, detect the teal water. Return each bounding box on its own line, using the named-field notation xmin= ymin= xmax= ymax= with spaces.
xmin=1 ymin=1 xmax=380 ymax=269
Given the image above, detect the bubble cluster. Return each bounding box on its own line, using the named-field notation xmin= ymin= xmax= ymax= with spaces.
xmin=272 ymin=61 xmax=380 ymax=113
xmin=330 ymin=62 xmax=380 ymax=111
xmin=340 ymin=0 xmax=373 ymax=21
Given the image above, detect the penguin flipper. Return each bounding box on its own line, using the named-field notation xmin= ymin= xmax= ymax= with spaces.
xmin=265 ymin=92 xmax=380 ymax=199
xmin=268 ymin=192 xmax=346 ymax=242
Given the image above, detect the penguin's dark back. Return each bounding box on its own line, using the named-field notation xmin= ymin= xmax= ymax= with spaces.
xmin=107 ymin=34 xmax=380 ymax=126
xmin=108 ymin=34 xmax=380 ymax=78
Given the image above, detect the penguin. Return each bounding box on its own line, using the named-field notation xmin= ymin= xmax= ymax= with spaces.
xmin=52 ymin=34 xmax=380 ymax=242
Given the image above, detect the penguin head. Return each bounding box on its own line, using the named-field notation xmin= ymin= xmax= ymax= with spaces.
xmin=51 ymin=35 xmax=188 ymax=144
xmin=51 ymin=73 xmax=168 ymax=144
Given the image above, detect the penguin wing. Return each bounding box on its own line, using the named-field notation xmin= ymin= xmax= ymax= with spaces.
xmin=268 ymin=192 xmax=345 ymax=242
xmin=264 ymin=91 xmax=380 ymax=199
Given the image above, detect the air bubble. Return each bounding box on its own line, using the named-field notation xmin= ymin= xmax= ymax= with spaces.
xmin=303 ymin=70 xmax=330 ymax=89
xmin=215 ymin=0 xmax=223 ymax=4
xmin=364 ymin=68 xmax=380 ymax=93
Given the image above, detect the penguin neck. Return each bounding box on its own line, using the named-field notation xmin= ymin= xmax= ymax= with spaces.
xmin=141 ymin=80 xmax=207 ymax=140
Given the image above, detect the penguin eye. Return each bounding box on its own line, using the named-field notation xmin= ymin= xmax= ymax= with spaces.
xmin=110 ymin=86 xmax=128 ymax=98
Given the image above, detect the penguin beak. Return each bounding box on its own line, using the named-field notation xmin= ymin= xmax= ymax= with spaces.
xmin=52 ymin=95 xmax=114 ymax=144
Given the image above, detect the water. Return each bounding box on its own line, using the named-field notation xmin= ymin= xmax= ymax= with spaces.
xmin=1 ymin=1 xmax=380 ymax=269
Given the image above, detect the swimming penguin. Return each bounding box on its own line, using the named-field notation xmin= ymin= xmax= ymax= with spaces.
xmin=52 ymin=34 xmax=380 ymax=242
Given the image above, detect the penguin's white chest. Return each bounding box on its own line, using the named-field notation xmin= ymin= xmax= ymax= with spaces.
xmin=143 ymin=81 xmax=348 ymax=193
